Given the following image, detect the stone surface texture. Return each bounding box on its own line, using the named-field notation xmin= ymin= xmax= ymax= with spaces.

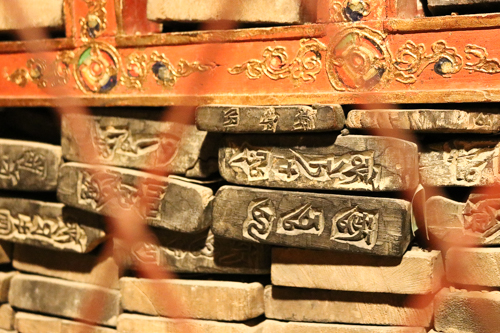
xmin=446 ymin=247 xmax=500 ymax=287
xmin=0 ymin=272 xmax=17 ymax=303
xmin=0 ymin=0 xmax=63 ymax=30
xmin=0 ymin=197 xmax=106 ymax=253
xmin=120 ymin=278 xmax=264 ymax=321
xmin=57 ymin=163 xmax=213 ymax=232
xmin=271 ymin=247 xmax=444 ymax=294
xmin=264 ymin=285 xmax=433 ymax=326
xmin=117 ymin=314 xmax=264 ymax=333
xmin=147 ymin=0 xmax=304 ymax=23
xmin=212 ymin=186 xmax=412 ymax=256
xmin=13 ymin=244 xmax=120 ymax=289
xmin=0 ymin=304 xmax=14 ymax=331
xmin=426 ymin=195 xmax=500 ymax=246
xmin=9 ymin=274 xmax=121 ymax=326
xmin=263 ymin=320 xmax=426 ymax=333
xmin=121 ymin=228 xmax=270 ymax=274
xmin=196 ymin=105 xmax=345 ymax=133
xmin=219 ymin=134 xmax=418 ymax=191
xmin=419 ymin=140 xmax=500 ymax=187
xmin=434 ymin=288 xmax=500 ymax=333
xmin=15 ymin=312 xmax=116 ymax=333
xmin=62 ymin=115 xmax=218 ymax=178
xmin=346 ymin=109 xmax=500 ymax=133
xmin=0 ymin=139 xmax=61 ymax=191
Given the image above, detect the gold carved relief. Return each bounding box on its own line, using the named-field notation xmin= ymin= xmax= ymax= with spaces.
xmin=80 ymin=0 xmax=107 ymax=40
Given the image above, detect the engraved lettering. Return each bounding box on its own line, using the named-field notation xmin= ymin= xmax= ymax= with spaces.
xmin=473 ymin=113 xmax=493 ymax=127
xmin=331 ymin=206 xmax=378 ymax=249
xmin=243 ymin=198 xmax=276 ymax=242
xmin=223 ymin=108 xmax=239 ymax=127
xmin=0 ymin=209 xmax=88 ymax=251
xmin=259 ymin=108 xmax=279 ymax=132
xmin=463 ymin=197 xmax=500 ymax=239
xmin=0 ymin=151 xmax=47 ymax=186
xmin=131 ymin=242 xmax=161 ymax=265
xmin=276 ymin=203 xmax=325 ymax=236
xmin=293 ymin=108 xmax=317 ymax=131
xmin=228 ymin=145 xmax=272 ymax=181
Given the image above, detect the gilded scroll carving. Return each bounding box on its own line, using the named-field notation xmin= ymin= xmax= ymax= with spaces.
xmin=0 ymin=151 xmax=46 ymax=186
xmin=80 ymin=0 xmax=107 ymax=40
xmin=228 ymin=38 xmax=327 ymax=84
xmin=331 ymin=206 xmax=378 ymax=249
xmin=0 ymin=209 xmax=88 ymax=252
xmin=329 ymin=0 xmax=371 ymax=22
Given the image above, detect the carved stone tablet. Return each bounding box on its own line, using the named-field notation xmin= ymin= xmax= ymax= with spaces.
xmin=446 ymin=247 xmax=500 ymax=287
xmin=117 ymin=314 xmax=264 ymax=333
xmin=263 ymin=320 xmax=426 ymax=333
xmin=13 ymin=244 xmax=120 ymax=289
xmin=212 ymin=186 xmax=412 ymax=256
xmin=147 ymin=0 xmax=304 ymax=23
xmin=0 ymin=139 xmax=61 ymax=191
xmin=121 ymin=278 xmax=264 ymax=321
xmin=419 ymin=140 xmax=500 ymax=187
xmin=271 ymin=247 xmax=444 ymax=294
xmin=61 ymin=114 xmax=219 ymax=178
xmin=0 ymin=198 xmax=105 ymax=253
xmin=434 ymin=288 xmax=500 ymax=333
xmin=264 ymin=285 xmax=433 ymax=326
xmin=426 ymin=195 xmax=500 ymax=245
xmin=15 ymin=312 xmax=116 ymax=333
xmin=120 ymin=228 xmax=270 ymax=274
xmin=196 ymin=105 xmax=345 ymax=133
xmin=9 ymin=274 xmax=121 ymax=326
xmin=57 ymin=163 xmax=213 ymax=233
xmin=346 ymin=109 xmax=500 ymax=133
xmin=219 ymin=134 xmax=418 ymax=191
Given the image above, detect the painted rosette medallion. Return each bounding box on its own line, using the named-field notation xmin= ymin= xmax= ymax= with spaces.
xmin=327 ymin=27 xmax=390 ymax=91
xmin=75 ymin=43 xmax=120 ymax=93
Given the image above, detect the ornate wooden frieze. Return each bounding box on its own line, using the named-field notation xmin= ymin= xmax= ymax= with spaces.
xmin=219 ymin=134 xmax=418 ymax=191
xmin=212 ymin=186 xmax=412 ymax=256
xmin=0 ymin=139 xmax=61 ymax=191
xmin=196 ymin=105 xmax=345 ymax=133
xmin=0 ymin=198 xmax=105 ymax=253
xmin=57 ymin=163 xmax=213 ymax=233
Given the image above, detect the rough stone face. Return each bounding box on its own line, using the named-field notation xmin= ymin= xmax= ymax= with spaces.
xmin=117 ymin=314 xmax=264 ymax=333
xmin=196 ymin=105 xmax=345 ymax=133
xmin=264 ymin=285 xmax=433 ymax=326
xmin=9 ymin=274 xmax=121 ymax=327
xmin=120 ymin=228 xmax=270 ymax=274
xmin=15 ymin=312 xmax=116 ymax=333
xmin=263 ymin=320 xmax=426 ymax=333
xmin=426 ymin=195 xmax=500 ymax=246
xmin=0 ymin=0 xmax=63 ymax=31
xmin=147 ymin=0 xmax=304 ymax=23
xmin=212 ymin=186 xmax=412 ymax=256
xmin=0 ymin=197 xmax=106 ymax=253
xmin=419 ymin=140 xmax=500 ymax=187
xmin=346 ymin=109 xmax=500 ymax=133
xmin=0 ymin=305 xmax=14 ymax=331
xmin=13 ymin=244 xmax=120 ymax=289
xmin=121 ymin=278 xmax=264 ymax=321
xmin=446 ymin=247 xmax=500 ymax=287
xmin=0 ymin=139 xmax=61 ymax=191
xmin=0 ymin=272 xmax=16 ymax=303
xmin=61 ymin=115 xmax=218 ymax=178
xmin=434 ymin=288 xmax=500 ymax=333
xmin=57 ymin=162 xmax=213 ymax=233
xmin=219 ymin=134 xmax=418 ymax=191
xmin=271 ymin=247 xmax=444 ymax=294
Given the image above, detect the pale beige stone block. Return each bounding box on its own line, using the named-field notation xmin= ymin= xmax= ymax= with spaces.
xmin=117 ymin=314 xmax=264 ymax=333
xmin=13 ymin=244 xmax=120 ymax=289
xmin=264 ymin=285 xmax=433 ymax=326
xmin=9 ymin=274 xmax=121 ymax=327
xmin=147 ymin=0 xmax=304 ymax=23
xmin=272 ymin=247 xmax=444 ymax=294
xmin=0 ymin=1 xmax=63 ymax=33
xmin=446 ymin=247 xmax=500 ymax=287
xmin=434 ymin=288 xmax=500 ymax=333
xmin=120 ymin=278 xmax=264 ymax=321
xmin=15 ymin=312 xmax=116 ymax=333
xmin=0 ymin=305 xmax=14 ymax=331
xmin=263 ymin=320 xmax=427 ymax=333
xmin=0 ymin=272 xmax=17 ymax=303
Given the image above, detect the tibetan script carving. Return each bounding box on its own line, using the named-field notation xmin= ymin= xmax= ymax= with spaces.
xmin=0 ymin=139 xmax=61 ymax=191
xmin=57 ymin=163 xmax=213 ymax=233
xmin=196 ymin=105 xmax=344 ymax=133
xmin=213 ymin=186 xmax=411 ymax=256
xmin=62 ymin=114 xmax=219 ymax=177
xmin=220 ymin=134 xmax=418 ymax=191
